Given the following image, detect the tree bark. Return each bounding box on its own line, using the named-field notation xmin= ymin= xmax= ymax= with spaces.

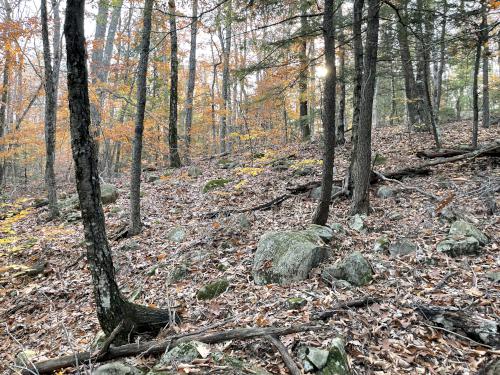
xmin=219 ymin=1 xmax=232 ymax=153
xmin=41 ymin=0 xmax=59 ymax=219
xmin=336 ymin=7 xmax=346 ymax=145
xmin=348 ymin=0 xmax=364 ymax=193
xmin=129 ymin=0 xmax=154 ymax=236
xmin=64 ymin=0 xmax=173 ymax=341
xmin=481 ymin=0 xmax=490 ymax=129
xmin=0 ymin=0 xmax=11 ymax=186
xmin=312 ymin=0 xmax=336 ymax=226
xmin=298 ymin=1 xmax=310 ymax=141
xmin=432 ymin=0 xmax=447 ymax=118
xmin=168 ymin=0 xmax=182 ymax=167
xmin=350 ymin=0 xmax=379 ymax=215
xmin=184 ymin=0 xmax=198 ymax=161
xmin=472 ymin=25 xmax=482 ymax=148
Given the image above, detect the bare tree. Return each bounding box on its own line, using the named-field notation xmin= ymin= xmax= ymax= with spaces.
xmin=41 ymin=0 xmax=59 ymax=218
xmin=64 ymin=0 xmax=174 ymax=339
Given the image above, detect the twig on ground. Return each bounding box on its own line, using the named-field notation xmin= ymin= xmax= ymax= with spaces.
xmin=264 ymin=335 xmax=301 ymax=375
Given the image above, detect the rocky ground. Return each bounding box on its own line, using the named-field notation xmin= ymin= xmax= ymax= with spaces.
xmin=0 ymin=121 xmax=499 ymax=374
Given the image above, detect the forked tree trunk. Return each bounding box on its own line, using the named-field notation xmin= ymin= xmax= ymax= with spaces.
xmin=64 ymin=0 xmax=173 ymax=340
xmin=41 ymin=0 xmax=59 ymax=219
xmin=350 ymin=0 xmax=379 ymax=215
xmin=168 ymin=0 xmax=182 ymax=167
xmin=184 ymin=0 xmax=198 ymax=161
xmin=312 ymin=0 xmax=336 ymax=226
xmin=129 ymin=0 xmax=154 ymax=236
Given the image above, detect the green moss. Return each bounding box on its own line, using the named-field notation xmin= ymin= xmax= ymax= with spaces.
xmin=197 ymin=278 xmax=230 ymax=300
xmin=202 ymin=179 xmax=232 ymax=193
xmin=318 ymin=338 xmax=351 ymax=375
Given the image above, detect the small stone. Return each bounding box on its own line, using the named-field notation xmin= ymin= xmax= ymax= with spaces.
xmin=449 ymin=220 xmax=489 ymax=245
xmin=187 ymin=165 xmax=202 ymax=177
xmin=349 ymin=214 xmax=366 ymax=232
xmin=436 ymin=237 xmax=480 ymax=257
xmin=94 ymin=362 xmax=143 ymax=375
xmin=286 ymin=297 xmax=307 ymax=310
xmin=122 ymin=240 xmax=139 ymax=251
xmin=147 ymin=175 xmax=159 ymax=183
xmin=319 ymin=337 xmax=351 ymax=375
xmin=310 ymin=186 xmax=343 ymax=200
xmin=218 ymin=159 xmax=238 ymax=169
xmin=307 ymin=347 xmax=330 ymax=370
xmin=293 ymin=166 xmax=315 ymax=177
xmin=167 ymin=226 xmax=186 ymax=243
xmin=388 ymin=212 xmax=403 ymax=221
xmin=373 ymin=236 xmax=390 ymax=252
xmin=377 ymin=186 xmax=394 ymax=199
xmin=322 ymin=252 xmax=373 ymax=286
xmin=389 ymin=239 xmax=417 ymax=257
xmin=197 ymin=279 xmax=229 ymax=300
xmin=486 ymin=271 xmax=500 ymax=283
xmin=203 ymin=178 xmax=232 ymax=193
xmin=15 ymin=350 xmax=38 ymax=367
xmin=101 ymin=184 xmax=119 ymax=204
xmin=158 ymin=341 xmax=202 ymax=365
xmin=330 ymin=223 xmax=345 ymax=235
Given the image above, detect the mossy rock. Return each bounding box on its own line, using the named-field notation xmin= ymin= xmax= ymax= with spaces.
xmin=15 ymin=349 xmax=38 ymax=367
xmin=318 ymin=338 xmax=351 ymax=375
xmin=436 ymin=237 xmax=480 ymax=257
xmin=167 ymin=226 xmax=186 ymax=243
xmin=348 ymin=214 xmax=366 ymax=232
xmin=197 ymin=278 xmax=230 ymax=300
xmin=286 ymin=297 xmax=307 ymax=309
xmin=157 ymin=341 xmax=202 ymax=366
xmin=449 ymin=220 xmax=489 ymax=245
xmin=94 ymin=362 xmax=143 ymax=375
xmin=322 ymin=252 xmax=373 ymax=286
xmin=203 ymin=178 xmax=232 ymax=193
xmin=389 ymin=239 xmax=417 ymax=257
xmin=170 ymin=263 xmax=189 ymax=282
xmin=373 ymin=236 xmax=390 ymax=252
xmin=101 ymin=184 xmax=119 ymax=204
xmin=187 ymin=165 xmax=203 ymax=177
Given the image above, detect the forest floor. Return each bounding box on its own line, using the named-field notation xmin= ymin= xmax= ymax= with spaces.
xmin=0 ymin=121 xmax=499 ymax=375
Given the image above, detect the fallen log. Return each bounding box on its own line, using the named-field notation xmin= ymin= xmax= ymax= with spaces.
xmin=315 ymin=296 xmax=382 ymax=320
xmin=417 ymin=144 xmax=500 ymax=159
xmin=415 ymin=304 xmax=499 ymax=348
xmin=22 ymin=324 xmax=325 ymax=374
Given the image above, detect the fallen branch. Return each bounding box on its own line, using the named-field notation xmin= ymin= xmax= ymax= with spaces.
xmin=203 ymin=193 xmax=292 ymax=218
xmin=23 ymin=324 xmax=325 ymax=374
xmin=264 ymin=335 xmax=301 ymax=375
xmin=415 ymin=304 xmax=499 ymax=348
xmin=431 ymin=271 xmax=459 ymax=291
xmin=316 ymin=296 xmax=382 ymax=320
xmin=417 ymin=145 xmax=500 ymax=159
xmin=373 ymin=171 xmax=440 ymax=201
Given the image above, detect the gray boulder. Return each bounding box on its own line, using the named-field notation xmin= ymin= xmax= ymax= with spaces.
xmin=377 ymin=186 xmax=395 ymax=199
xmin=292 ymin=166 xmax=315 ymax=177
xmin=187 ymin=165 xmax=202 ymax=177
xmin=389 ymin=239 xmax=417 ymax=257
xmin=373 ymin=236 xmax=390 ymax=252
xmin=349 ymin=214 xmax=366 ymax=232
xmin=322 ymin=252 xmax=373 ymax=286
xmin=94 ymin=362 xmax=143 ymax=375
xmin=167 ymin=226 xmax=186 ymax=243
xmin=196 ymin=278 xmax=229 ymax=300
xmin=319 ymin=338 xmax=352 ymax=375
xmin=101 ymin=184 xmax=119 ymax=204
xmin=157 ymin=341 xmax=202 ymax=366
xmin=449 ymin=220 xmax=489 ymax=245
xmin=252 ymin=226 xmax=331 ymax=285
xmin=436 ymin=237 xmax=480 ymax=257
xmin=310 ymin=185 xmax=342 ymax=200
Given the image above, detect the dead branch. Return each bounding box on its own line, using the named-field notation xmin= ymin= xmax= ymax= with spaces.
xmin=264 ymin=335 xmax=301 ymax=375
xmin=203 ymin=193 xmax=292 ymax=218
xmin=373 ymin=171 xmax=440 ymax=201
xmin=316 ymin=296 xmax=382 ymax=320
xmin=417 ymin=145 xmax=500 ymax=159
xmin=23 ymin=324 xmax=325 ymax=374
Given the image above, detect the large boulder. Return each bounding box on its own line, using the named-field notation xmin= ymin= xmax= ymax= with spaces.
xmin=449 ymin=220 xmax=489 ymax=245
xmin=252 ymin=226 xmax=331 ymax=285
xmin=322 ymin=252 xmax=373 ymax=286
xmin=94 ymin=362 xmax=142 ymax=375
xmin=101 ymin=184 xmax=119 ymax=204
xmin=436 ymin=237 xmax=480 ymax=257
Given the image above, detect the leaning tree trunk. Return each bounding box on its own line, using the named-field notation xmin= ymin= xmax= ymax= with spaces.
xmin=184 ymin=0 xmax=198 ymax=161
xmin=41 ymin=0 xmax=59 ymax=219
xmin=312 ymin=0 xmax=336 ymax=225
xmin=481 ymin=0 xmax=490 ymax=129
xmin=64 ymin=0 xmax=174 ymax=341
xmin=348 ymin=0 xmax=364 ymax=193
xmin=168 ymin=0 xmax=182 ymax=168
xmin=350 ymin=0 xmax=379 ymax=215
xmin=129 ymin=0 xmax=154 ymax=236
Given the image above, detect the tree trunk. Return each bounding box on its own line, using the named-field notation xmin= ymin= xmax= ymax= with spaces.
xmin=312 ymin=0 xmax=336 ymax=225
xmin=481 ymin=0 xmax=490 ymax=129
xmin=184 ymin=0 xmax=198 ymax=161
xmin=336 ymin=9 xmax=346 ymax=146
xmin=472 ymin=30 xmax=481 ymax=148
xmin=168 ymin=0 xmax=182 ymax=167
xmin=298 ymin=1 xmax=310 ymax=141
xmin=41 ymin=0 xmax=59 ymax=219
xmin=0 ymin=0 xmax=11 ymax=186
xmin=350 ymin=0 xmax=379 ymax=215
xmin=348 ymin=0 xmax=364 ymax=193
xmin=129 ymin=0 xmax=154 ymax=236
xmin=219 ymin=1 xmax=232 ymax=153
xmin=64 ymin=0 xmax=173 ymax=341
xmin=432 ymin=0 xmax=447 ymax=118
